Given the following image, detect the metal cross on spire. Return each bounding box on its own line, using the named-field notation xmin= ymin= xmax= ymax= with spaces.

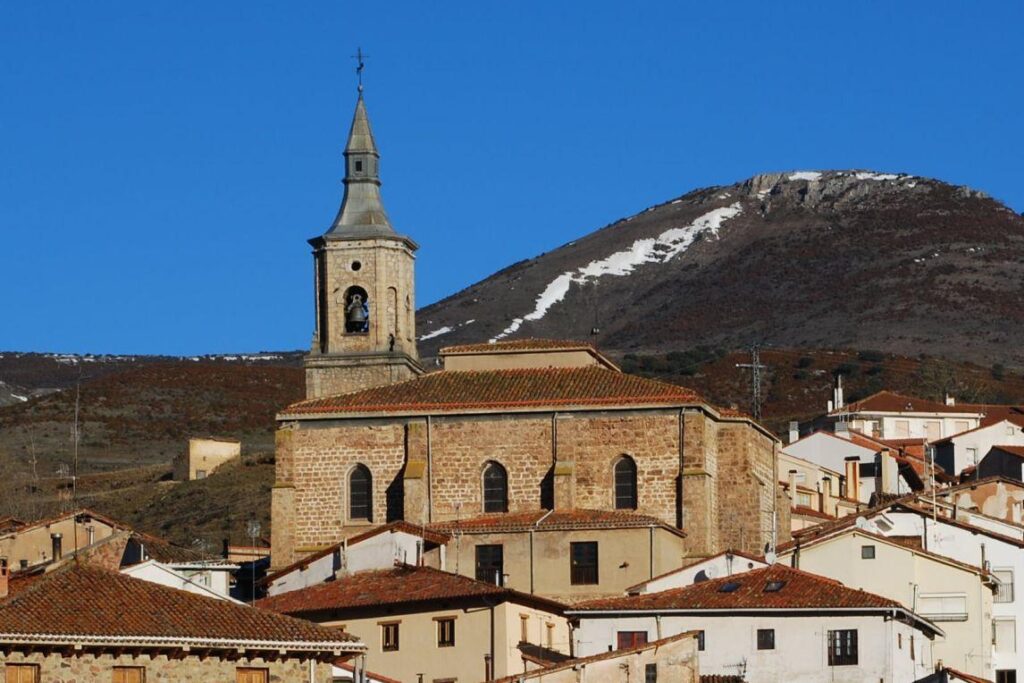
xmin=352 ymin=47 xmax=368 ymax=92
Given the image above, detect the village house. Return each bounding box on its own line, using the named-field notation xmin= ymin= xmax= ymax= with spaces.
xmin=936 ymin=476 xmax=1024 ymax=523
xmin=977 ymin=446 xmax=1024 ymax=483
xmin=488 ymin=631 xmax=701 ymax=683
xmin=625 ymin=549 xmax=768 ymax=595
xmin=173 ymin=436 xmax=241 ymax=480
xmin=566 ymin=563 xmax=940 ymax=683
xmin=778 ymin=448 xmax=861 ymax=530
xmin=932 ymin=420 xmax=1024 ymax=479
xmin=257 ymin=564 xmax=570 ymax=683
xmin=808 ymin=390 xmax=985 ymax=441
xmin=0 ymin=508 xmax=122 ymax=571
xmin=270 ymin=89 xmax=790 ymax=573
xmin=0 ymin=562 xmax=364 ymax=683
xmin=780 ymin=524 xmax=996 ymax=679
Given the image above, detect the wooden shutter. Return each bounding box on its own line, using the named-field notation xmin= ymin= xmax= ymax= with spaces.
xmin=113 ymin=667 xmax=145 ymax=683
xmin=236 ymin=668 xmax=269 ymax=683
xmin=5 ymin=664 xmax=40 ymax=683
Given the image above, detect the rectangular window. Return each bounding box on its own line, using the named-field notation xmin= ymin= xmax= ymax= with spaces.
xmin=645 ymin=663 xmax=657 ymax=683
xmin=475 ymin=544 xmax=504 ymax=585
xmin=570 ymin=542 xmax=599 ymax=585
xmin=861 ymin=545 xmax=876 ymax=559
xmin=437 ymin=617 xmax=456 ymax=647
xmin=997 ymin=671 xmax=1017 ymax=683
xmin=995 ymin=569 xmax=1015 ymax=603
xmin=235 ymin=669 xmax=268 ymax=683
xmin=757 ymin=629 xmax=775 ymax=650
xmin=382 ymin=622 xmax=400 ymax=651
xmin=925 ymin=421 xmax=941 ymax=440
xmin=617 ymin=631 xmax=648 ymax=650
xmin=195 ymin=470 xmax=207 ymax=479
xmin=5 ymin=664 xmax=40 ymax=683
xmin=113 ymin=667 xmax=146 ymax=683
xmin=917 ymin=593 xmax=969 ymax=621
xmin=894 ymin=420 xmax=910 ymax=438
xmin=796 ymin=492 xmax=812 ymax=507
xmin=546 ymin=622 xmax=554 ymax=649
xmin=967 ymin=447 xmax=979 ymax=465
xmin=954 ymin=420 xmax=970 ymax=434
xmin=696 ymin=630 xmax=705 ymax=651
xmin=828 ymin=629 xmax=858 ymax=666
xmin=995 ymin=619 xmax=1017 ymax=654
xmin=520 ymin=614 xmax=529 ymax=643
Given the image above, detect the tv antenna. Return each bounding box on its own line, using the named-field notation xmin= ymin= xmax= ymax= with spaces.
xmin=352 ymin=47 xmax=368 ymax=92
xmin=735 ymin=344 xmax=769 ymax=420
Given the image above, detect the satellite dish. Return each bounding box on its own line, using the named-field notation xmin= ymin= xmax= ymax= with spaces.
xmin=765 ymin=551 xmax=777 ymax=565
xmin=705 ymin=566 xmax=719 ymax=579
xmin=855 ymin=516 xmax=871 ymax=530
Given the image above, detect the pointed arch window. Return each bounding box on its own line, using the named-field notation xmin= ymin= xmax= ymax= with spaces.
xmin=483 ymin=462 xmax=508 ymax=513
xmin=614 ymin=456 xmax=638 ymax=510
xmin=349 ymin=464 xmax=372 ymax=521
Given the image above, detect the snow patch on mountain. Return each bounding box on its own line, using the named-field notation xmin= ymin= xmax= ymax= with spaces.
xmin=788 ymin=171 xmax=822 ymax=181
xmin=491 ymin=203 xmax=743 ymax=341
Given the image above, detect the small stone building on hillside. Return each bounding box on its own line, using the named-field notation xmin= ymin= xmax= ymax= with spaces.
xmin=173 ymin=436 xmax=241 ymax=481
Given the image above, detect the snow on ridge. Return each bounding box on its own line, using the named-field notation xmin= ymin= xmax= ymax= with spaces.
xmin=788 ymin=171 xmax=822 ymax=182
xmin=855 ymin=172 xmax=901 ymax=181
xmin=419 ymin=326 xmax=454 ymax=341
xmin=490 ymin=203 xmax=743 ymax=342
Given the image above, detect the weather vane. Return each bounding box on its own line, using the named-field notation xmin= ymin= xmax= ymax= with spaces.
xmin=353 ymin=47 xmax=368 ymax=92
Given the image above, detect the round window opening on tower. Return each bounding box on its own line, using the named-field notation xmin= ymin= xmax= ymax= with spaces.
xmin=351 ymin=261 xmax=362 ymax=271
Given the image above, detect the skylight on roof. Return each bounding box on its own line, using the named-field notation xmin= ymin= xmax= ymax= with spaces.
xmin=718 ymin=581 xmax=742 ymax=593
xmin=764 ymin=580 xmax=786 ymax=592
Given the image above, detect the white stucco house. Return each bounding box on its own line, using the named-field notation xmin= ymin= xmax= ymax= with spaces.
xmin=568 ymin=563 xmax=940 ymax=683
xmin=932 ymin=419 xmax=1024 ymax=478
xmin=815 ymin=390 xmax=984 ymax=441
xmin=626 ymin=549 xmax=767 ymax=595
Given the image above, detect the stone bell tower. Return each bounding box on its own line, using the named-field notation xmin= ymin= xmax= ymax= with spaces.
xmin=303 ymin=90 xmax=422 ymax=398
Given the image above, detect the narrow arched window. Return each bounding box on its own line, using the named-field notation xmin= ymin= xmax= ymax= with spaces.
xmin=349 ymin=465 xmax=372 ymax=521
xmin=614 ymin=457 xmax=638 ymax=510
xmin=483 ymin=462 xmax=508 ymax=513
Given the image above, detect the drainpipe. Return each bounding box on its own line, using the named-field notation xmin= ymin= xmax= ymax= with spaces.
xmin=529 ymin=528 xmax=535 ymax=594
xmin=649 ymin=526 xmax=654 ymax=579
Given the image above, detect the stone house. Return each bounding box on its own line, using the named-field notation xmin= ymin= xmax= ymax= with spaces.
xmin=258 ymin=564 xmax=569 ymax=683
xmin=0 ymin=562 xmax=364 ymax=683
xmin=173 ymin=436 xmax=241 ymax=480
xmin=567 ymin=563 xmax=941 ymax=683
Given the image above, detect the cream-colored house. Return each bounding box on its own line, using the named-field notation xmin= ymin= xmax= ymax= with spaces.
xmin=258 ymin=564 xmax=569 ymax=683
xmin=0 ymin=509 xmax=123 ymax=571
xmin=174 ymin=436 xmax=241 ymax=480
xmin=778 ymin=449 xmax=861 ymax=530
xmin=780 ymin=527 xmax=996 ymax=679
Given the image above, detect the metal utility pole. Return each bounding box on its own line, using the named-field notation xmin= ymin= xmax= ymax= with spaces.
xmin=736 ymin=344 xmax=769 ymax=420
xmin=247 ymin=519 xmax=261 ymax=606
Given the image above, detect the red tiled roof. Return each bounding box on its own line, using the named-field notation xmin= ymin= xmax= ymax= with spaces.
xmin=0 ymin=563 xmax=360 ymax=650
xmin=838 ymin=391 xmax=979 ymax=415
xmin=280 ymin=366 xmax=705 ymax=416
xmin=793 ymin=505 xmax=836 ymax=521
xmin=440 ymin=339 xmax=596 ymax=354
xmin=570 ymin=564 xmax=901 ymax=612
xmin=429 ymin=509 xmax=685 ymax=537
xmin=257 ymin=565 xmax=565 ymax=616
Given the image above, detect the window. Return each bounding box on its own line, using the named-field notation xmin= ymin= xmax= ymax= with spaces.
xmin=995 ymin=569 xmax=1015 ymax=603
xmin=995 ymin=619 xmax=1016 ymax=654
xmin=925 ymin=421 xmax=941 ymax=440
xmin=546 ymin=622 xmax=554 ymax=649
xmin=796 ymin=492 xmax=812 ymax=507
xmin=354 ymin=160 xmax=363 ymax=172
xmin=757 ymin=628 xmax=775 ymax=650
xmin=349 ymin=464 xmax=372 ymax=521
xmin=381 ymin=622 xmax=400 ymax=651
xmin=113 ymin=667 xmax=145 ymax=683
xmin=966 ymin=447 xmax=979 ymax=465
xmin=917 ymin=593 xmax=968 ymax=621
xmin=475 ymin=544 xmax=504 ymax=585
xmin=235 ymin=669 xmax=268 ymax=683
xmin=617 ymin=631 xmax=648 ymax=650
xmin=195 ymin=469 xmax=207 ymax=480
xmin=954 ymin=420 xmax=970 ymax=434
xmin=894 ymin=420 xmax=910 ymax=438
xmin=861 ymin=545 xmax=876 ymax=559
xmin=696 ymin=630 xmax=705 ymax=651
xmin=570 ymin=542 xmax=598 ymax=585
xmin=437 ymin=617 xmax=456 ymax=647
xmin=614 ymin=457 xmax=638 ymax=509
xmin=827 ymin=629 xmax=858 ymax=666
xmin=997 ymin=671 xmax=1018 ymax=683
xmin=344 ymin=286 xmax=370 ymax=334
xmin=482 ymin=462 xmax=508 ymax=513
xmin=5 ymin=664 xmax=40 ymax=683
xmin=520 ymin=614 xmax=530 ymax=642
xmin=645 ymin=663 xmax=657 ymax=683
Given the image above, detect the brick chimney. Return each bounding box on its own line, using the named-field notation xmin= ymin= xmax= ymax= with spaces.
xmin=844 ymin=456 xmax=861 ymax=502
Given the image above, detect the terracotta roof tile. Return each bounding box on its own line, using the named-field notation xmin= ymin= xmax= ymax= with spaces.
xmin=281 ymin=367 xmax=705 ymax=416
xmin=0 ymin=563 xmax=360 ymax=649
xmin=440 ymin=339 xmax=596 ymax=354
xmin=569 ymin=564 xmax=901 ymax=612
xmin=429 ymin=509 xmax=685 ymax=537
xmin=839 ymin=391 xmax=979 ymax=415
xmin=257 ymin=565 xmax=565 ymax=616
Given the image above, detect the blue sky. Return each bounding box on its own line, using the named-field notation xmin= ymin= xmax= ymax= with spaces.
xmin=2 ymin=2 xmax=1021 ymax=355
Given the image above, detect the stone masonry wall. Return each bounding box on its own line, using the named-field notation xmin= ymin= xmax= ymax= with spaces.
xmin=0 ymin=651 xmax=335 ymax=682
xmin=715 ymin=422 xmax=780 ymax=555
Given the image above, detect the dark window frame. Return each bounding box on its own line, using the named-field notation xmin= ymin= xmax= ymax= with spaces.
xmin=616 ymin=631 xmax=648 ymax=650
xmin=828 ymin=629 xmax=858 ymax=666
xmin=614 ymin=456 xmax=638 ymax=510
xmin=483 ymin=462 xmax=508 ymax=513
xmin=861 ymin=545 xmax=876 ymax=559
xmin=756 ymin=628 xmax=775 ymax=650
xmin=570 ymin=541 xmax=599 ymax=585
xmin=349 ymin=464 xmax=372 ymax=521
xmin=382 ymin=622 xmax=400 ymax=652
xmin=696 ymin=630 xmax=705 ymax=651
xmin=645 ymin=663 xmax=657 ymax=683
xmin=437 ymin=618 xmax=456 ymax=647
xmin=475 ymin=544 xmax=504 ymax=585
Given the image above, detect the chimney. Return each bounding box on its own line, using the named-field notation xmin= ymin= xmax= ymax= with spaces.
xmin=222 ymin=538 xmax=230 ymax=559
xmin=788 ymin=421 xmax=799 ymax=444
xmin=945 ymin=394 xmax=955 ymax=406
xmin=0 ymin=559 xmax=7 ymax=599
xmin=821 ymin=476 xmax=833 ymax=514
xmin=827 ymin=399 xmax=834 ymax=413
xmin=86 ymin=526 xmax=95 ymax=546
xmin=788 ymin=469 xmax=799 ymax=510
xmin=834 ymin=375 xmax=845 ymax=410
xmin=879 ymin=449 xmax=897 ymax=494
xmin=50 ymin=533 xmax=63 ymax=561
xmin=844 ymin=456 xmax=861 ymax=502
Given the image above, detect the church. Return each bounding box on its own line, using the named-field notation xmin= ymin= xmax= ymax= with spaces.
xmin=270 ymin=89 xmax=790 ymax=587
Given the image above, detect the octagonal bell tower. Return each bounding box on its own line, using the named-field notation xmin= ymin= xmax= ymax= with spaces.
xmin=304 ymin=91 xmax=422 ymax=398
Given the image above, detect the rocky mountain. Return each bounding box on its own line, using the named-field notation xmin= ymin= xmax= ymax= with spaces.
xmin=418 ymin=171 xmax=1024 ymax=366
